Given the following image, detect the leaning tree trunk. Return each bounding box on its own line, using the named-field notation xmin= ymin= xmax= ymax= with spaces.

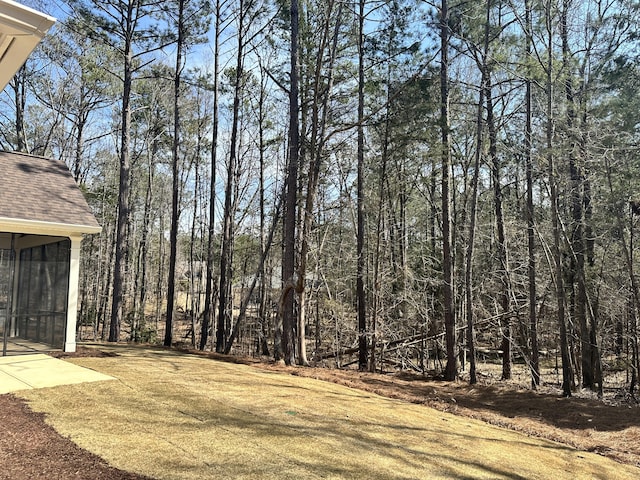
xmin=217 ymin=0 xmax=247 ymax=354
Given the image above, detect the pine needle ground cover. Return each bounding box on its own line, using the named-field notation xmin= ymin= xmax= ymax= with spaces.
xmin=17 ymin=346 xmax=640 ymax=480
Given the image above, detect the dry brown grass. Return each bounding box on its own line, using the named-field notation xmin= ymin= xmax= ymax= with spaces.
xmin=17 ymin=345 xmax=640 ymax=480
xmin=266 ymin=364 xmax=640 ymax=467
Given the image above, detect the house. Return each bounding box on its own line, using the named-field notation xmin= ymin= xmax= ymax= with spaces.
xmin=0 ymin=1 xmax=101 ymax=354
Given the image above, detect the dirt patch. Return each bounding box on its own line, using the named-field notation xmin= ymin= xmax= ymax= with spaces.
xmin=50 ymin=346 xmax=119 ymax=359
xmin=0 ymin=394 xmax=150 ymax=480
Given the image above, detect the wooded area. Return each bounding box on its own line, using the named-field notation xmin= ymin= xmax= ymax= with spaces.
xmin=4 ymin=0 xmax=640 ymax=396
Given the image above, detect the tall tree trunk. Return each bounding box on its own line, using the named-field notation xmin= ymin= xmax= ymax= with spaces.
xmin=440 ymin=0 xmax=456 ymax=381
xmin=73 ymin=115 xmax=85 ymax=182
xmin=465 ymin=65 xmax=484 ymax=386
xmin=165 ymin=0 xmax=186 ymax=347
xmin=217 ymin=0 xmax=247 ymax=353
xmin=282 ymin=0 xmax=301 ymax=366
xmin=109 ymin=4 xmax=135 ymax=343
xmin=257 ymin=63 xmax=270 ymax=357
xmin=296 ymin=1 xmax=342 ymax=366
xmin=525 ymin=0 xmax=540 ymax=388
xmin=560 ymin=0 xmax=589 ymax=389
xmin=579 ymin=103 xmax=602 ymax=395
xmin=357 ymin=0 xmax=367 ymax=371
xmin=631 ymin=209 xmax=639 ymax=394
xmin=546 ymin=0 xmax=572 ymax=396
xmin=486 ymin=72 xmax=512 ymax=381
xmin=155 ymin=209 xmax=166 ymax=329
xmin=201 ymin=0 xmax=221 ymax=351
xmin=131 ymin=154 xmax=153 ymax=342
xmin=371 ymin=66 xmax=393 ymax=373
xmin=465 ymin=0 xmax=494 ymax=385
xmin=190 ymin=149 xmax=201 ymax=348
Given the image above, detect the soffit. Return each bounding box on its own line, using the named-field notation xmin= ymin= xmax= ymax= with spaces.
xmin=0 ymin=0 xmax=55 ymax=91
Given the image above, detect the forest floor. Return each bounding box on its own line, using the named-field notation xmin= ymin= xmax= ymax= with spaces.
xmin=0 ymin=344 xmax=638 ymax=479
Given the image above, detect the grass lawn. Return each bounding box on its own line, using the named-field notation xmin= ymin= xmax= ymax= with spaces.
xmin=17 ymin=345 xmax=640 ymax=480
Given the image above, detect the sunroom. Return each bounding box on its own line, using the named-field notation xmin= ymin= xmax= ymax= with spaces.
xmin=0 ymin=152 xmax=101 ymax=354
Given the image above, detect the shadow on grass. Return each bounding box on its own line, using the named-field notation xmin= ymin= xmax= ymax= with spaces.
xmin=84 ymin=342 xmax=640 ymax=434
xmin=34 ymin=343 xmax=640 ymax=478
xmin=349 ymin=373 xmax=638 ymax=433
xmin=111 ymin=381 xmax=546 ymax=480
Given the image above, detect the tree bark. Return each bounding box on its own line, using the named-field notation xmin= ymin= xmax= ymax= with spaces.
xmin=524 ymin=0 xmax=540 ymax=388
xmin=132 ymin=144 xmax=154 ymax=342
xmin=440 ymin=0 xmax=456 ymax=381
xmin=13 ymin=66 xmax=28 ymax=153
xmin=200 ymin=0 xmax=221 ymax=351
xmin=546 ymin=0 xmax=572 ymax=396
xmin=486 ymin=73 xmax=512 ymax=381
xmin=257 ymin=58 xmax=270 ymax=357
xmin=465 ymin=0 xmax=494 ymax=385
xmin=282 ymin=0 xmax=301 ymax=366
xmin=109 ymin=2 xmax=135 ymax=343
xmin=357 ymin=0 xmax=367 ymax=371
xmin=165 ymin=0 xmax=186 ymax=347
xmin=465 ymin=66 xmax=484 ymax=386
xmin=217 ymin=0 xmax=247 ymax=353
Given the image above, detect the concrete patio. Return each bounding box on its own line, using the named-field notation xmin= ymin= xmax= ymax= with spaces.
xmin=0 ymin=343 xmax=114 ymax=394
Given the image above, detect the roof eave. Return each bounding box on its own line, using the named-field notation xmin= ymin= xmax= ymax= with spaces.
xmin=0 ymin=0 xmax=56 ymax=91
xmin=0 ymin=217 xmax=102 ymax=237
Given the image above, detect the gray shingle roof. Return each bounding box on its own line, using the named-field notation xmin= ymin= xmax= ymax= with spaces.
xmin=0 ymin=151 xmax=100 ymax=231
